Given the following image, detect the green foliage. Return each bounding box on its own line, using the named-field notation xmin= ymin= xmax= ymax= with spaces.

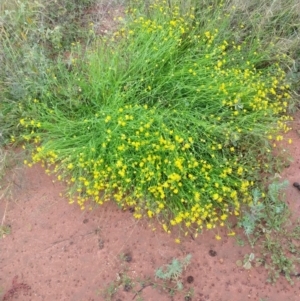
xmin=154 ymin=254 xmax=192 ymax=294
xmin=238 ymin=180 xmax=300 ymax=284
xmin=0 ymin=147 xmax=25 ymax=206
xmin=263 ymin=237 xmax=296 ymax=284
xmin=10 ymin=0 xmax=297 ymax=235
xmin=101 ymin=254 xmax=193 ymax=300
xmin=239 ymin=188 xmax=265 ymax=236
xmin=239 ymin=180 xmax=289 ymax=236
xmin=0 ymin=0 xmax=97 ymax=142
xmin=264 ymin=180 xmax=290 ymax=230
xmin=0 ymin=149 xmax=8 ymax=186
xmin=155 ymin=254 xmax=192 ymax=285
xmin=100 ymin=281 xmax=118 ymax=301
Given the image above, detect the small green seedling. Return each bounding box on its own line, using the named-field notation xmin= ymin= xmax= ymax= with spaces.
xmin=155 ymin=254 xmax=192 ymax=290
xmin=243 ymin=253 xmax=255 ymax=270
xmin=236 ymin=253 xmax=257 ymax=270
xmin=0 ymin=225 xmax=11 ymax=238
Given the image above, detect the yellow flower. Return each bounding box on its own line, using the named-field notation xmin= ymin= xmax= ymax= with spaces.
xmin=215 ymin=235 xmax=221 ymax=240
xmin=220 ymin=214 xmax=227 ymax=221
xmin=237 ymin=166 xmax=243 ymax=175
xmin=194 ymin=192 xmax=200 ymax=201
xmin=147 ymin=210 xmax=154 ymax=218
xmin=183 ymin=143 xmax=190 ymax=150
xmin=105 ymin=115 xmax=111 ymax=123
xmin=206 ymin=223 xmax=213 ymax=229
xmin=175 ymin=238 xmax=181 ymax=244
xmin=212 ymin=193 xmax=219 ymax=201
xmin=134 ymin=213 xmax=142 ymax=219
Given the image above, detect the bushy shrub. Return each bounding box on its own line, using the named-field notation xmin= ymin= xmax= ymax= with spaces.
xmin=7 ymin=0 xmax=296 ymax=235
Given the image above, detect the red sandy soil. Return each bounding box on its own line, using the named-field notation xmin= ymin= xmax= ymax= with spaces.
xmin=0 ymin=113 xmax=300 ymax=301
